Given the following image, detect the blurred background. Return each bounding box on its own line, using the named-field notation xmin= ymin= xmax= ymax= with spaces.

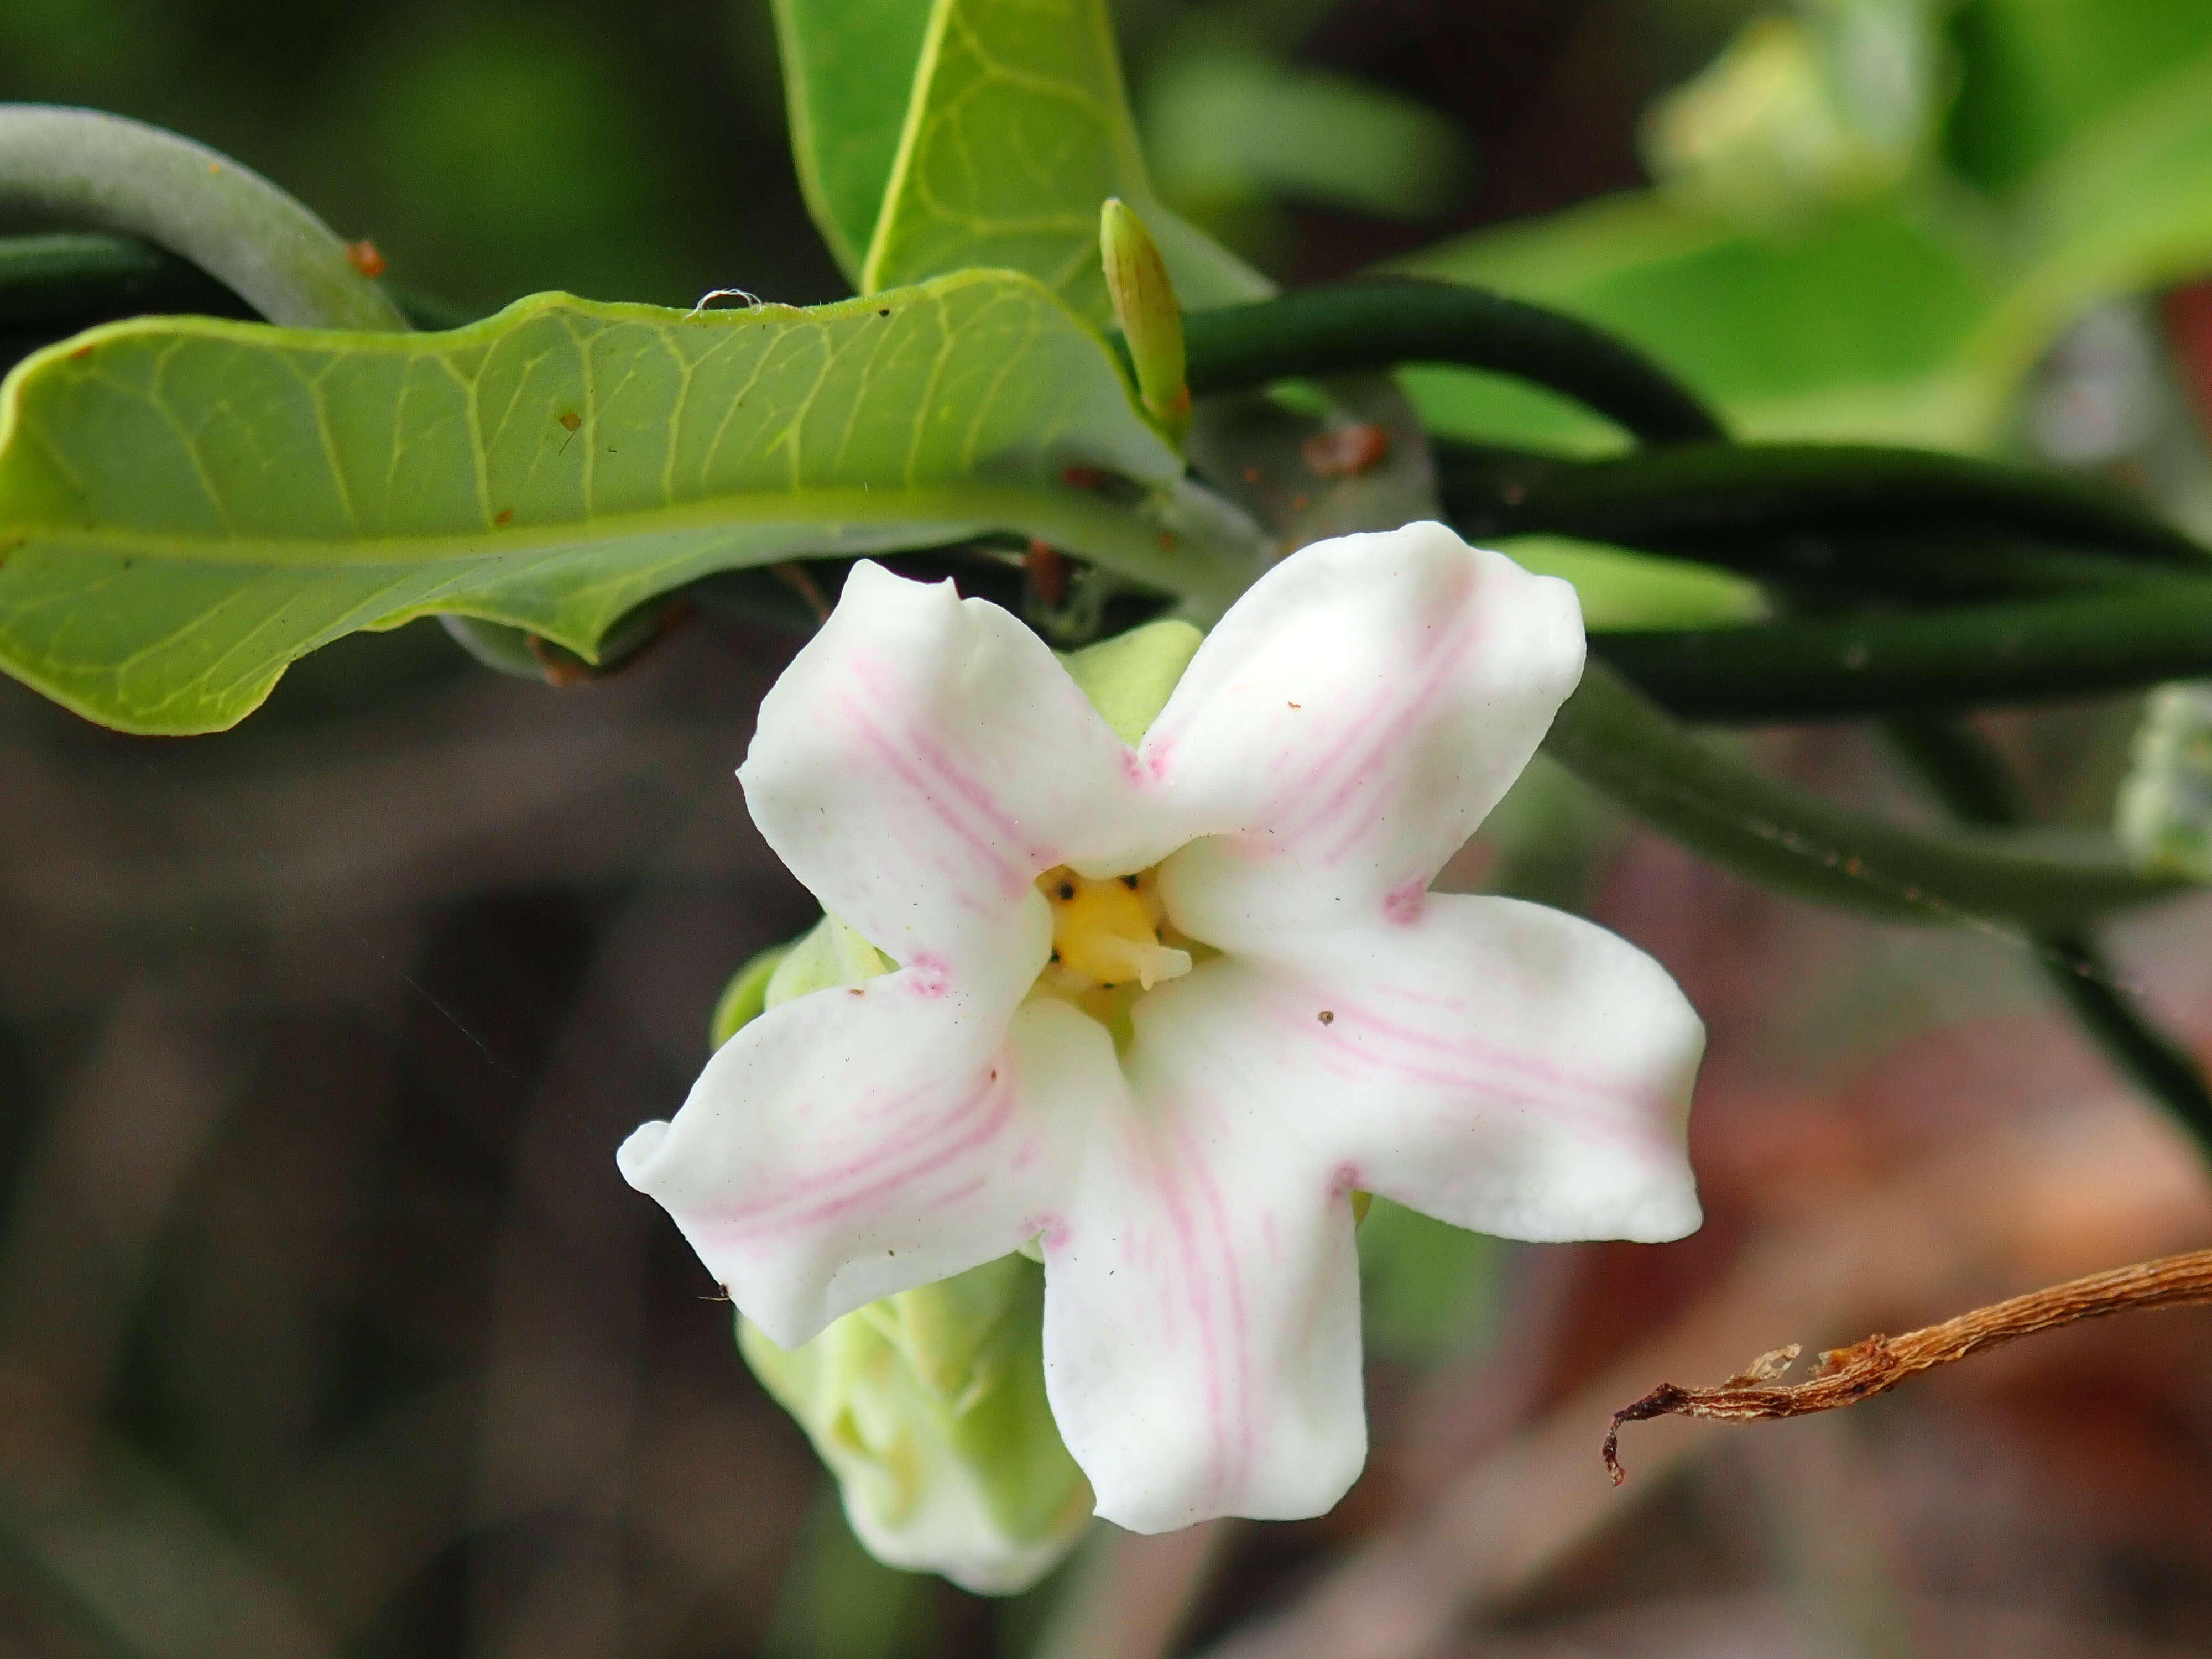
xmin=9 ymin=1 xmax=2212 ymax=1655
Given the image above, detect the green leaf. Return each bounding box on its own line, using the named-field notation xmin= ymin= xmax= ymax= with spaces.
xmin=0 ymin=269 xmax=1196 ymax=734
xmin=1142 ymin=46 xmax=1468 ymax=221
xmin=1399 ymin=191 xmax=2004 ymax=450
xmin=1399 ymin=24 xmax=2212 ymax=458
xmin=2002 ymin=44 xmax=2212 ymax=333
xmin=771 ymin=0 xmax=938 ymax=281
xmin=1503 ymin=537 xmax=1766 ymax=631
xmin=1944 ymin=0 xmax=2212 ymax=190
xmin=860 ymin=0 xmax=1267 ymax=322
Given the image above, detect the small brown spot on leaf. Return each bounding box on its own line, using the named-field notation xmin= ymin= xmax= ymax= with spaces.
xmin=493 ymin=507 xmax=514 ymax=526
xmin=343 ymin=238 xmax=387 ymax=280
xmin=847 ymin=987 xmax=865 ymax=996
xmin=1317 ymin=1010 xmax=1334 ymax=1025
xmin=557 ymin=411 xmax=582 ymax=432
xmin=1060 ymin=465 xmax=1103 ymax=489
xmin=69 ymin=344 xmax=94 ymax=362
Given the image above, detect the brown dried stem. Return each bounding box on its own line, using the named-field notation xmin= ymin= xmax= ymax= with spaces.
xmin=1604 ymin=1245 xmax=2212 ymax=1484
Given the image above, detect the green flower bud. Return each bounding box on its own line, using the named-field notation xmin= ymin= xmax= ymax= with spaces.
xmin=1099 ymin=198 xmax=1190 ymax=440
xmin=2117 ymin=682 xmax=2212 ymax=880
xmin=739 ymin=1256 xmax=1091 ymax=1595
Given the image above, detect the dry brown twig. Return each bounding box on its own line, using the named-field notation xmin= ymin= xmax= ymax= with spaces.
xmin=1603 ymin=1245 xmax=2212 ymax=1484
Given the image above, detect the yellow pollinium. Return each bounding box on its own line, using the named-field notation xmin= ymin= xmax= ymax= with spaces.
xmin=1037 ymin=866 xmax=1192 ymax=993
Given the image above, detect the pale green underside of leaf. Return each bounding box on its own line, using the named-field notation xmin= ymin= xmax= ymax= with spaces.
xmin=1401 ymin=38 xmax=2212 ymax=455
xmin=773 ymin=0 xmax=937 ymax=281
xmin=861 ymin=0 xmax=1269 ymax=323
xmin=0 ymin=269 xmax=1181 ymax=734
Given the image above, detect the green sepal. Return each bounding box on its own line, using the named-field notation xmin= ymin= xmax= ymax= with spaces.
xmin=767 ymin=914 xmax=894 ymax=1006
xmin=1057 ymin=618 xmax=1204 ymax=746
xmin=708 ymin=943 xmax=795 ymax=1050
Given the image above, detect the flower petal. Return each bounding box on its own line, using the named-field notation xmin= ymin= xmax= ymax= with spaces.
xmin=1142 ymin=524 xmax=1584 ymax=947
xmin=1036 ymin=974 xmax=1366 ymax=1532
xmin=1175 ymin=894 xmax=1704 ymax=1244
xmin=618 ymin=919 xmax=1094 ymax=1348
xmin=740 ymin=562 xmax=1152 ymax=972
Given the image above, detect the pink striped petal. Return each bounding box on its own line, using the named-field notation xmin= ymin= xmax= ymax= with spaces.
xmin=618 ymin=915 xmax=1091 ymax=1349
xmin=1141 ymin=524 xmax=1584 ymax=950
xmin=741 ymin=562 xmax=1157 ymax=975
xmin=1183 ymin=894 xmax=1703 ymax=1244
xmin=1037 ymin=966 xmax=1367 ymax=1533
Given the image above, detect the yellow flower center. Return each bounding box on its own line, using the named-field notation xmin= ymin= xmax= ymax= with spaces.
xmin=1036 ymin=865 xmax=1192 ymax=995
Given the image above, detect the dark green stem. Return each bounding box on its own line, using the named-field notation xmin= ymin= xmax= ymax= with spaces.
xmin=1439 ymin=440 xmax=2208 ymax=567
xmin=0 ymin=105 xmax=404 ymax=331
xmin=1885 ymin=716 xmax=2212 ymax=1147
xmin=1181 ymin=279 xmax=1725 ymax=446
xmin=0 ymin=229 xmax=479 ymax=339
xmin=1594 ymin=580 xmax=2212 ymax=722
xmin=0 ymin=230 xmax=247 ymax=326
xmin=1541 ymin=662 xmax=2186 ymax=928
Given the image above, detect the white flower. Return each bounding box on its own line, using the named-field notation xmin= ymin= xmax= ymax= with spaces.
xmin=619 ymin=521 xmax=1704 ymax=1534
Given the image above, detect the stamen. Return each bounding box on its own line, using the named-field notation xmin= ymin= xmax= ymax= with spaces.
xmin=1091 ymin=936 xmax=1193 ymax=991
xmin=1036 ymin=865 xmax=1192 ymax=995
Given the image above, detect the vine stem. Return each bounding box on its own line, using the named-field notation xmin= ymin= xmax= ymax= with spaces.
xmin=1181 ymin=279 xmax=1725 ymax=446
xmin=1441 ymin=438 xmax=2207 ymax=567
xmin=1540 ymin=662 xmax=2187 ymax=928
xmin=1603 ymin=1246 xmax=2212 ymax=1484
xmin=0 ymin=105 xmax=404 ymax=332
xmin=0 ymin=230 xmax=246 ymax=327
xmin=1594 ymin=579 xmax=2212 ymax=721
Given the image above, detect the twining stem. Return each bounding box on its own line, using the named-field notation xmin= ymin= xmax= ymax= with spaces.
xmin=0 ymin=105 xmax=405 ymax=332
xmin=1540 ymin=662 xmax=2187 ymax=928
xmin=1885 ymin=716 xmax=2212 ymax=1146
xmin=1602 ymin=1248 xmax=2212 ymax=1484
xmin=1593 ymin=580 xmax=2212 ymax=722
xmin=0 ymin=231 xmax=246 ymax=328
xmin=1181 ymin=279 xmax=1725 ymax=446
xmin=1439 ymin=439 xmax=2209 ymax=568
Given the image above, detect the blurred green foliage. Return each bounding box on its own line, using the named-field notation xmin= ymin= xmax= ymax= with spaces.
xmin=0 ymin=0 xmax=843 ymax=312
xmin=1410 ymin=0 xmax=2212 ymax=455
